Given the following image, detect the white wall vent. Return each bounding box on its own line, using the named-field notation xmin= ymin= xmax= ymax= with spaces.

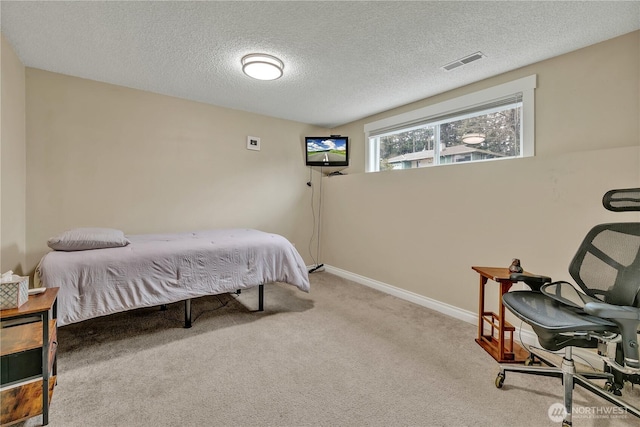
xmin=442 ymin=52 xmax=486 ymax=71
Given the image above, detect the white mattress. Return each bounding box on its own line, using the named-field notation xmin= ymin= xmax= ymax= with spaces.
xmin=36 ymin=229 xmax=310 ymax=326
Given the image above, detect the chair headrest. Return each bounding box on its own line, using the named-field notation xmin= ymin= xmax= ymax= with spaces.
xmin=602 ymin=188 xmax=640 ymax=212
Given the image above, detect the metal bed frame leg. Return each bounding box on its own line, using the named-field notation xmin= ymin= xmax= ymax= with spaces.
xmin=184 ymin=299 xmax=192 ymax=328
xmin=182 ymin=285 xmax=262 ymax=327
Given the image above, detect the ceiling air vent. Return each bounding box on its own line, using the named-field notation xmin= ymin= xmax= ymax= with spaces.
xmin=442 ymin=52 xmax=486 ymax=71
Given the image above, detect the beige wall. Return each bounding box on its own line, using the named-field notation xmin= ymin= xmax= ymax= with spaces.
xmin=323 ymin=31 xmax=640 ymax=314
xmin=25 ymin=69 xmax=327 ymax=271
xmin=1 ymin=34 xmax=27 ymax=274
xmin=7 ymin=30 xmax=640 ymax=318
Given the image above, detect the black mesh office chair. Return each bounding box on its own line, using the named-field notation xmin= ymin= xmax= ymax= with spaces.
xmin=495 ymin=188 xmax=640 ymax=427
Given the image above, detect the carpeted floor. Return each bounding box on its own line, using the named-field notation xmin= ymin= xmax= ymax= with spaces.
xmin=16 ymin=272 xmax=640 ymax=426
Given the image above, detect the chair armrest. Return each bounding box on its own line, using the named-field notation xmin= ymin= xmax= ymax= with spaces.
xmin=509 ymin=273 xmax=552 ymax=292
xmin=540 ymin=281 xmax=602 ymax=310
xmin=584 ymin=302 xmax=640 ymax=320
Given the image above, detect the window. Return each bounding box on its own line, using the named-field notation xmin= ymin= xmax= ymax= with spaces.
xmin=365 ymin=75 xmax=536 ymax=172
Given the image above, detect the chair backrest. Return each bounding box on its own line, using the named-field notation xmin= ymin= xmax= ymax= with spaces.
xmin=569 ymin=188 xmax=640 ymax=307
xmin=569 ymin=223 xmax=640 ymax=307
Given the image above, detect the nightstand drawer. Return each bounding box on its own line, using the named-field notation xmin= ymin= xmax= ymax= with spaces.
xmin=1 ymin=348 xmax=42 ymax=386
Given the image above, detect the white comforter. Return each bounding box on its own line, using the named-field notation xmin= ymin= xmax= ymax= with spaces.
xmin=36 ymin=229 xmax=310 ymax=326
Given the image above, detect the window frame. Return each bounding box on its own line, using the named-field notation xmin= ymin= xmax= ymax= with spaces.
xmin=364 ymin=75 xmax=537 ymax=172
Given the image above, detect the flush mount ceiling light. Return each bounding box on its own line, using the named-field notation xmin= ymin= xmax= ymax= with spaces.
xmin=241 ymin=53 xmax=284 ymax=80
xmin=462 ymin=133 xmax=486 ymax=144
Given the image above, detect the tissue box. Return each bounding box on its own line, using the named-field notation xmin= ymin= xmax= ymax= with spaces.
xmin=0 ymin=276 xmax=29 ymax=310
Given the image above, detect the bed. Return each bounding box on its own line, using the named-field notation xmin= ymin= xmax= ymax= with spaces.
xmin=35 ymin=228 xmax=310 ymax=327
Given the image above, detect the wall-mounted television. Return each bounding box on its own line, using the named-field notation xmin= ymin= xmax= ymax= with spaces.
xmin=305 ymin=136 xmax=349 ymax=167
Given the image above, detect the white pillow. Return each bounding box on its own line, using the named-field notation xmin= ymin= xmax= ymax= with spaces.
xmin=47 ymin=228 xmax=131 ymax=251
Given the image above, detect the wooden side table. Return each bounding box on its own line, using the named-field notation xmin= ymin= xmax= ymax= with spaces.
xmin=472 ymin=266 xmax=529 ymax=363
xmin=1 ymin=288 xmax=59 ymax=426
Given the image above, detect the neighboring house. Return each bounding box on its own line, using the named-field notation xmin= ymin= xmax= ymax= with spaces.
xmin=386 ymin=144 xmax=506 ymax=169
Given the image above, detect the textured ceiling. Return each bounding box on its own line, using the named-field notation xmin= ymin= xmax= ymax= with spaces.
xmin=2 ymin=1 xmax=639 ymax=128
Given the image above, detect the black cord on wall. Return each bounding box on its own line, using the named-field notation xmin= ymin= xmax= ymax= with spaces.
xmin=307 ymin=167 xmax=324 ymax=273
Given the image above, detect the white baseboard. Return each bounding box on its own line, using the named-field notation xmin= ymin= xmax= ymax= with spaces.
xmin=324 ymin=264 xmax=539 ymax=346
xmin=320 ymin=265 xmax=605 ymax=368
xmin=323 ymin=265 xmax=478 ymax=326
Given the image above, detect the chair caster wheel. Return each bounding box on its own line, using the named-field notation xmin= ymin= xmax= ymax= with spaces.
xmin=605 ymin=381 xmax=622 ymax=396
xmin=495 ymin=372 xmax=505 ymax=388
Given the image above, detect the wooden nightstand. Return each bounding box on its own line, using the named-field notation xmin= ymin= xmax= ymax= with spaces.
xmin=1 ymin=288 xmax=59 ymax=426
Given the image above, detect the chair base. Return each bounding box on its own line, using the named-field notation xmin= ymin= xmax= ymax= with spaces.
xmin=496 ymin=348 xmax=640 ymax=426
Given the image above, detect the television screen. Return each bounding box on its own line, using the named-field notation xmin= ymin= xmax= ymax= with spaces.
xmin=305 ymin=136 xmax=349 ymax=167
